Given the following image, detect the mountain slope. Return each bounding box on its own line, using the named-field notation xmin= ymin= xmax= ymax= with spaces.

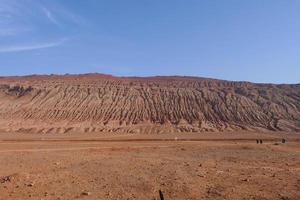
xmin=0 ymin=74 xmax=299 ymax=133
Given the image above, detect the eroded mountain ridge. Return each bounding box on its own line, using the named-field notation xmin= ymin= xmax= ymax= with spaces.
xmin=0 ymin=74 xmax=299 ymax=133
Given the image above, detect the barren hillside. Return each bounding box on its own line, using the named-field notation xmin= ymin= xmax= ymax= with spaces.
xmin=0 ymin=74 xmax=299 ymax=133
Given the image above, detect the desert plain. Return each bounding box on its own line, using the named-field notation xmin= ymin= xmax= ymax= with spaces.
xmin=0 ymin=131 xmax=299 ymax=200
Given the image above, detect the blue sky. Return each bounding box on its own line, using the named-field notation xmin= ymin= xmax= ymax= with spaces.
xmin=0 ymin=0 xmax=299 ymax=83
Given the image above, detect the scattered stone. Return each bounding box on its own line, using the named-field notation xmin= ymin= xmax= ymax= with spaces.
xmin=81 ymin=191 xmax=91 ymax=196
xmin=197 ymin=174 xmax=205 ymax=178
xmin=26 ymin=183 xmax=34 ymax=187
xmin=207 ymin=187 xmax=223 ymax=197
xmin=278 ymin=193 xmax=290 ymax=200
xmin=159 ymin=190 xmax=164 ymax=200
xmin=0 ymin=176 xmax=12 ymax=183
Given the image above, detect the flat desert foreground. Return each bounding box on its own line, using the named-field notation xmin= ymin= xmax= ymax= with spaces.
xmin=0 ymin=132 xmax=299 ymax=200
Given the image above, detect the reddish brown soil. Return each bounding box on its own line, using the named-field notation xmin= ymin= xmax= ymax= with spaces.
xmin=0 ymin=74 xmax=299 ymax=133
xmin=0 ymin=74 xmax=299 ymax=199
xmin=0 ymin=132 xmax=299 ymax=200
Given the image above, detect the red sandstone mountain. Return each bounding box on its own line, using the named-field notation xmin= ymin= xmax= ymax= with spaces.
xmin=0 ymin=73 xmax=299 ymax=133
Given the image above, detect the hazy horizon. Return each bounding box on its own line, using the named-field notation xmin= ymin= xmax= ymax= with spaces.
xmin=1 ymin=71 xmax=300 ymax=85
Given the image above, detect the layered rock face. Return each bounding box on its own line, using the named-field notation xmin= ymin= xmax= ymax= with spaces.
xmin=0 ymin=74 xmax=299 ymax=133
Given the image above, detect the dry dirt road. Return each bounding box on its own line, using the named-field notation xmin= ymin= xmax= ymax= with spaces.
xmin=0 ymin=132 xmax=299 ymax=200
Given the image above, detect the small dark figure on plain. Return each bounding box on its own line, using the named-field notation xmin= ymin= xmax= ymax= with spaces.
xmin=260 ymin=139 xmax=263 ymax=144
xmin=256 ymin=139 xmax=259 ymax=144
xmin=159 ymin=190 xmax=164 ymax=200
xmin=282 ymin=138 xmax=286 ymax=143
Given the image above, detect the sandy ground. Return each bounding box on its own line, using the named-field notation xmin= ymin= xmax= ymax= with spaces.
xmin=0 ymin=132 xmax=299 ymax=200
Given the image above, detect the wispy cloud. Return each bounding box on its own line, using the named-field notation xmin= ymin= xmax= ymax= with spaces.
xmin=0 ymin=38 xmax=67 ymax=53
xmin=42 ymin=6 xmax=61 ymax=26
xmin=0 ymin=0 xmax=26 ymax=35
xmin=0 ymin=0 xmax=84 ymax=36
xmin=0 ymin=1 xmax=81 ymax=53
xmin=39 ymin=1 xmax=85 ymax=27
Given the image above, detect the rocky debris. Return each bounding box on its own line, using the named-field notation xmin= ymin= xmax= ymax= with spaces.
xmin=0 ymin=173 xmax=28 ymax=184
xmin=0 ymin=175 xmax=12 ymax=183
xmin=207 ymin=186 xmax=224 ymax=198
xmin=81 ymin=191 xmax=91 ymax=196
xmin=26 ymin=183 xmax=34 ymax=187
xmin=0 ymin=73 xmax=299 ymax=133
xmin=278 ymin=193 xmax=291 ymax=200
xmin=159 ymin=190 xmax=164 ymax=200
xmin=197 ymin=174 xmax=206 ymax=178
